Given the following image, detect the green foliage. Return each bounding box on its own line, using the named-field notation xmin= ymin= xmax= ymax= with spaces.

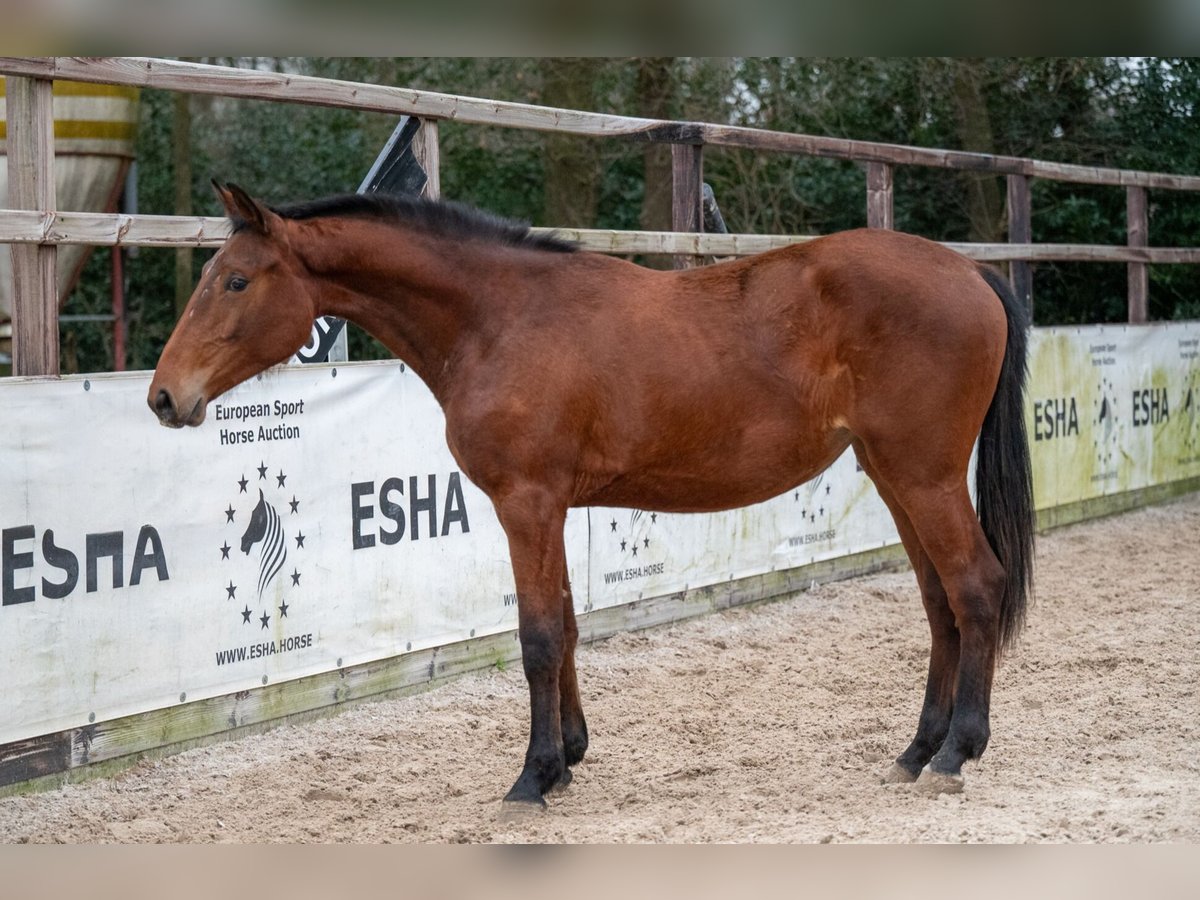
xmin=60 ymin=57 xmax=1200 ymax=375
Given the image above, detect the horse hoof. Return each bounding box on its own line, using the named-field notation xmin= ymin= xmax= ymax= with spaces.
xmin=498 ymin=796 xmax=548 ymax=822
xmin=881 ymin=762 xmax=919 ymax=784
xmin=914 ymin=765 xmax=965 ymax=795
xmin=546 ymin=767 xmax=574 ymax=797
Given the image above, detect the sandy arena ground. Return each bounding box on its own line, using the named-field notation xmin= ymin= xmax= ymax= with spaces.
xmin=1 ymin=494 xmax=1198 ymax=843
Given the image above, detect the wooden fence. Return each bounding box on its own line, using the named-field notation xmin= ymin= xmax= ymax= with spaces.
xmin=4 ymin=56 xmax=1200 ymax=379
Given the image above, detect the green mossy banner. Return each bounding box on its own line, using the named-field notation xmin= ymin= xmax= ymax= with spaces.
xmin=1028 ymin=323 xmax=1200 ymax=510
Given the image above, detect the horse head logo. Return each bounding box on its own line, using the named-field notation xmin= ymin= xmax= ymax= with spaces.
xmin=241 ymin=488 xmax=288 ymax=598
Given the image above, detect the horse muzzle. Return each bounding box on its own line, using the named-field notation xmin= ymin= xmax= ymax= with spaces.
xmin=150 ymin=387 xmax=207 ymax=428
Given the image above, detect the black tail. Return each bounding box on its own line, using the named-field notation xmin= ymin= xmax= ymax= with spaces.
xmin=975 ymin=266 xmax=1035 ymax=655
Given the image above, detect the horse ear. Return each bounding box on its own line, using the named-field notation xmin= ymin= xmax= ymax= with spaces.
xmin=216 ymin=181 xmax=278 ymax=237
xmin=212 ymin=180 xmax=248 ymax=224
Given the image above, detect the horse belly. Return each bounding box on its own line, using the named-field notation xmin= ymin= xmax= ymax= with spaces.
xmin=580 ymin=419 xmax=849 ymax=514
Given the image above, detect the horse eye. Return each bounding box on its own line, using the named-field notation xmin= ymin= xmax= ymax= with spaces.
xmin=226 ymin=275 xmax=249 ymax=293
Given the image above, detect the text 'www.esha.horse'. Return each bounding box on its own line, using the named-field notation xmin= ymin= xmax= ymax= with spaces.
xmin=149 ymin=182 xmax=1034 ymax=812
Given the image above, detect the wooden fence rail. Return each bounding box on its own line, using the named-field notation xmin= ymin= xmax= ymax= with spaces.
xmin=4 ymin=56 xmax=1200 ymax=377
xmin=5 ymin=209 xmax=1200 ymax=265
xmin=5 ymin=57 xmax=1200 ymax=191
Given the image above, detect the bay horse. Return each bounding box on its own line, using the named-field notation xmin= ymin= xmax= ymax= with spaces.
xmin=149 ymin=182 xmax=1034 ymax=811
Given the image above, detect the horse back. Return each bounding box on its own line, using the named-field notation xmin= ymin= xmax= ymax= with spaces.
xmin=444 ymin=230 xmax=1007 ymax=511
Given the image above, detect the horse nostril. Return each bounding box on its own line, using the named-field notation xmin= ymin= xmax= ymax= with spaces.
xmin=154 ymin=388 xmax=176 ymax=420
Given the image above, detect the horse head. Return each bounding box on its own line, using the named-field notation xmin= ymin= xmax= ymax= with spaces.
xmin=241 ymin=488 xmax=269 ymax=555
xmin=148 ymin=182 xmax=318 ymax=428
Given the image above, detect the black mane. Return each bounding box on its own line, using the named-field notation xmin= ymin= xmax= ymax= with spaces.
xmin=235 ymin=192 xmax=578 ymax=254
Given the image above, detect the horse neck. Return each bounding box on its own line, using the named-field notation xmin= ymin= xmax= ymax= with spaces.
xmin=293 ymin=218 xmax=520 ymax=399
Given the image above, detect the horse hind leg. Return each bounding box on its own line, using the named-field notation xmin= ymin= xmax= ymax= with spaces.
xmin=886 ymin=558 xmax=959 ymax=784
xmin=910 ymin=491 xmax=1005 ymax=794
xmin=865 ymin=442 xmax=1006 ymax=793
xmin=853 ymin=441 xmax=959 ymax=785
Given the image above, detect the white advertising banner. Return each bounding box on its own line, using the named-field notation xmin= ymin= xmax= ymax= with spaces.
xmin=2 ymin=321 xmax=1198 ymax=745
xmin=0 ymin=363 xmax=543 ymax=745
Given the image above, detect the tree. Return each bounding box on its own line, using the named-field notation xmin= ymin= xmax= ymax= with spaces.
xmin=635 ymin=58 xmax=677 ymax=267
xmin=949 ymin=59 xmax=1004 ymax=243
xmin=539 ymin=58 xmax=604 ymax=229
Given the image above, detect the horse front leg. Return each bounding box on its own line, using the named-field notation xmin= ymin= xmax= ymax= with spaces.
xmin=495 ymin=486 xmax=570 ymax=811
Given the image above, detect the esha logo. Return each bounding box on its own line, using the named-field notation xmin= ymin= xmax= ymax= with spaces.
xmin=242 ymin=488 xmax=288 ymax=599
xmin=212 ymin=460 xmax=313 ymax=667
xmin=1091 ymin=374 xmax=1120 ymax=483
xmin=2 ymin=523 xmax=169 ymax=606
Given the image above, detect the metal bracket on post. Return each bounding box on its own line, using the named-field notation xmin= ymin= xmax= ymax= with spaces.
xmin=701 ymin=183 xmax=728 ymax=235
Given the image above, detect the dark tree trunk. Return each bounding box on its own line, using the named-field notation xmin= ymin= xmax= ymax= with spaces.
xmin=539 ymin=59 xmax=602 ymax=228
xmin=951 ymin=59 xmax=1004 ymax=243
xmin=636 ymin=58 xmax=677 ymax=267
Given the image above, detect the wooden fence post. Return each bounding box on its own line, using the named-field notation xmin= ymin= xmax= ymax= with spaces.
xmin=1006 ymin=174 xmax=1033 ymax=318
xmin=1127 ymin=185 xmax=1149 ymax=323
xmin=7 ymin=75 xmax=59 ymax=376
xmin=671 ymin=143 xmax=703 ymax=269
xmin=866 ymin=162 xmax=893 ymax=229
xmin=414 ymin=118 xmax=440 ymax=200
